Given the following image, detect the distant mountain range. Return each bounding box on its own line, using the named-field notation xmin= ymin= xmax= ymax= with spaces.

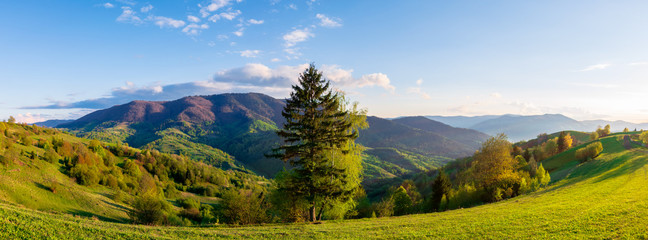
xmin=53 ymin=93 xmax=489 ymax=181
xmin=427 ymin=114 xmax=648 ymax=142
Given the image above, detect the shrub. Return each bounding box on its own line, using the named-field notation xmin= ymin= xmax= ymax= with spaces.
xmin=129 ymin=193 xmax=169 ymax=225
xmin=575 ymin=142 xmax=603 ymax=162
xmin=221 ymin=189 xmax=268 ymax=224
xmin=69 ymin=164 xmax=99 ymax=186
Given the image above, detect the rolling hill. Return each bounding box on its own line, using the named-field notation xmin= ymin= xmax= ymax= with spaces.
xmin=2 ymin=132 xmax=647 ymax=239
xmin=58 ymin=93 xmax=488 ymax=180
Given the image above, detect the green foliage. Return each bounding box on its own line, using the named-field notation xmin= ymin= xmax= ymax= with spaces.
xmin=575 ymin=142 xmax=604 ymax=162
xmin=392 ymin=186 xmax=412 ymax=216
xmin=221 ymin=189 xmax=268 ymax=225
xmin=129 ymin=192 xmax=170 ymax=225
xmin=430 ymin=170 xmax=451 ymax=212
xmin=557 ymin=131 xmax=573 ymax=153
xmin=69 ymin=164 xmax=99 ymax=186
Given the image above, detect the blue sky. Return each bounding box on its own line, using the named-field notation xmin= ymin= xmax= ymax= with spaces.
xmin=3 ymin=0 xmax=648 ymax=123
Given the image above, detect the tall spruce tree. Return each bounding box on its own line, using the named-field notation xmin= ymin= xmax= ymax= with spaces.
xmin=270 ymin=64 xmax=361 ymax=222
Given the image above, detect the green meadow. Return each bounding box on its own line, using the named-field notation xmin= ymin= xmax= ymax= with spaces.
xmin=2 ymin=134 xmax=648 ymax=239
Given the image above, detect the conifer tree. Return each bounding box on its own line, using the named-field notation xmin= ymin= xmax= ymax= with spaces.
xmin=430 ymin=170 xmax=451 ymax=212
xmin=270 ymin=64 xmax=362 ymax=222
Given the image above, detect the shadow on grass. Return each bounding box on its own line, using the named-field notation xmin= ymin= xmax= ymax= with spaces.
xmin=67 ymin=209 xmax=128 ymax=223
xmin=541 ymin=149 xmax=648 ymax=195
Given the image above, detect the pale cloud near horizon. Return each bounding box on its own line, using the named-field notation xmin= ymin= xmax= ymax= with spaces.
xmin=578 ymin=63 xmax=611 ymax=72
xmin=316 ymin=14 xmax=342 ymax=28
xmin=25 ymin=63 xmax=394 ymax=110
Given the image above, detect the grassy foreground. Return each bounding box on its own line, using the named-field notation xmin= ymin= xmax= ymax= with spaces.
xmin=2 ymin=135 xmax=648 ymax=239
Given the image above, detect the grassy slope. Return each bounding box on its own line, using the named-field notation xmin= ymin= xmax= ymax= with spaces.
xmin=0 ymin=129 xmax=131 ymax=223
xmin=3 ymin=134 xmax=648 ymax=238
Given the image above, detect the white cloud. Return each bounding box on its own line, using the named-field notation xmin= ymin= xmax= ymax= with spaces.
xmin=206 ymin=0 xmax=231 ymax=12
xmin=416 ymin=79 xmax=423 ymax=86
xmin=320 ymin=65 xmax=395 ymax=92
xmin=208 ymin=9 xmax=241 ymax=22
xmin=116 ymin=6 xmax=142 ymax=24
xmin=288 ymin=4 xmax=297 ymax=10
xmin=271 ymin=58 xmax=281 ymax=62
xmin=153 ymin=16 xmax=186 ymax=28
xmin=220 ymin=10 xmax=241 ymax=20
xmin=141 ymin=4 xmax=153 ymax=13
xmin=187 ymin=15 xmax=201 ymax=23
xmin=30 ymin=63 xmax=395 ymax=110
xmin=408 ymin=87 xmax=431 ymax=99
xmin=283 ymin=28 xmax=314 ymax=47
xmin=103 ymin=3 xmax=114 ymax=8
xmin=233 ymin=28 xmax=244 ymax=36
xmin=182 ymin=23 xmax=209 ymax=35
xmin=239 ymin=50 xmax=261 ymax=58
xmin=248 ymin=19 xmax=264 ymax=24
xmin=578 ymin=63 xmax=611 ymax=72
xmin=491 ymin=92 xmax=502 ymax=98
xmin=316 ymin=14 xmax=342 ymax=28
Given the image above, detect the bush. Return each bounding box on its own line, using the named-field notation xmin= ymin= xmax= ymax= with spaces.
xmin=221 ymin=189 xmax=268 ymax=224
xmin=69 ymin=164 xmax=99 ymax=186
xmin=575 ymin=142 xmax=603 ymax=162
xmin=129 ymin=193 xmax=169 ymax=225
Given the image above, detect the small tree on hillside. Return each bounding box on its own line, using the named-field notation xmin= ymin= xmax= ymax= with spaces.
xmin=430 ymin=170 xmax=451 ymax=212
xmin=392 ymin=186 xmax=412 ymax=216
xmin=590 ymin=131 xmax=599 ymax=141
xmin=557 ymin=131 xmax=573 ymax=153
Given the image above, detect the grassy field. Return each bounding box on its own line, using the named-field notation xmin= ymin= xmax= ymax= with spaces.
xmin=2 ymin=134 xmax=648 ymax=239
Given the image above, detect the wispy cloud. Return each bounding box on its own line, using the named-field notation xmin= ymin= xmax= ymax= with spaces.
xmin=103 ymin=3 xmax=114 ymax=8
xmin=152 ymin=16 xmax=186 ymax=28
xmin=182 ymin=23 xmax=209 ymax=35
xmin=407 ymin=79 xmax=430 ymax=99
xmin=239 ymin=50 xmax=260 ymax=58
xmin=629 ymin=62 xmax=648 ymax=66
xmin=578 ymin=63 xmax=611 ymax=72
xmin=116 ymin=6 xmax=142 ymax=24
xmin=141 ymin=4 xmax=153 ymax=13
xmin=316 ymin=14 xmax=342 ymax=28
xmin=248 ymin=19 xmax=264 ymax=24
xmin=233 ymin=28 xmax=244 ymax=37
xmin=187 ymin=15 xmax=200 ymax=23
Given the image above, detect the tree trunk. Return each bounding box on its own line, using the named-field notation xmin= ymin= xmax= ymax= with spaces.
xmin=309 ymin=205 xmax=316 ymax=222
xmin=317 ymin=202 xmax=325 ymax=221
